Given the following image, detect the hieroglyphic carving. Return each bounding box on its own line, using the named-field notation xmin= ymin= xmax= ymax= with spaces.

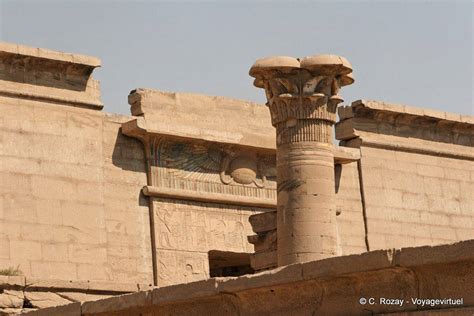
xmin=148 ymin=136 xmax=276 ymax=200
xmin=153 ymin=198 xmax=259 ymax=253
xmin=153 ymin=198 xmax=265 ymax=286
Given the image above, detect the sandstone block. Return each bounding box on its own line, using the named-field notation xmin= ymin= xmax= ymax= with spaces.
xmin=0 ymin=237 xmax=10 ymax=260
xmin=250 ymin=250 xmax=277 ymax=270
xmin=35 ymin=199 xmax=62 ymax=226
xmin=31 ymin=176 xmax=77 ymax=200
xmin=30 ymin=261 xmax=77 ymax=280
xmin=419 ymin=212 xmax=450 ymax=227
xmin=24 ymin=291 xmax=72 ymax=309
xmin=0 ymin=290 xmax=24 ymax=309
xmin=248 ymin=211 xmax=276 ymax=233
xmin=10 ymin=240 xmax=42 ymax=260
xmin=41 ymin=243 xmax=68 ymax=261
xmin=76 ymin=263 xmax=110 ymax=281
xmin=247 ymin=230 xmax=277 ymax=253
xmin=68 ymin=244 xmax=107 ymax=264
xmin=21 ymin=302 xmax=81 ymax=316
xmin=61 ymin=201 xmax=105 ymax=230
xmin=0 ymin=276 xmax=25 ymax=287
xmin=417 ymin=164 xmax=444 ymax=178
xmin=429 ymin=226 xmax=457 ymax=241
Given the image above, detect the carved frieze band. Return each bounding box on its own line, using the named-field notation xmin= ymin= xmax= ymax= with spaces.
xmin=264 ymin=77 xmax=341 ymax=145
xmin=275 ymin=119 xmax=332 ymax=145
xmin=269 ymin=96 xmax=338 ymax=126
xmin=148 ymin=137 xmax=277 ymax=205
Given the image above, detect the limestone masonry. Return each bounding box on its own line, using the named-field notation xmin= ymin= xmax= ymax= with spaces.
xmin=0 ymin=42 xmax=473 ymax=315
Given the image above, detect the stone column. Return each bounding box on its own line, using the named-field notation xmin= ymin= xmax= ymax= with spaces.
xmin=249 ymin=55 xmax=354 ymax=266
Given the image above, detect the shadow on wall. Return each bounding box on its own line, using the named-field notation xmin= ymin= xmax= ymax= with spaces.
xmin=334 ymin=164 xmax=342 ymax=194
xmin=111 ymin=127 xmax=149 ymax=207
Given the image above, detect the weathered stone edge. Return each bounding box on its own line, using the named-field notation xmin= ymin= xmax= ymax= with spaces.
xmin=77 ymin=239 xmax=474 ymax=315
xmin=0 ymin=42 xmax=101 ymax=67
xmin=0 ymin=277 xmax=152 ymax=293
xmin=122 ymin=117 xmax=360 ymax=163
xmin=345 ymin=99 xmax=474 ymax=125
xmin=0 ymin=85 xmax=104 ymax=110
xmin=143 ymin=185 xmax=276 ymax=209
xmin=129 ymin=88 xmax=264 ymax=110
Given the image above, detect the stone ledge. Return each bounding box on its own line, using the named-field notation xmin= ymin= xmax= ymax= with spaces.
xmin=31 ymin=240 xmax=474 ymax=315
xmin=0 ymin=42 xmax=100 ymax=67
xmin=336 ymin=99 xmax=473 ymax=159
xmin=23 ymin=279 xmax=151 ymax=293
xmin=22 ymin=302 xmax=81 ymax=316
xmin=341 ymin=99 xmax=474 ymax=125
xmin=0 ymin=276 xmax=26 ymax=288
xmin=81 ymin=291 xmax=152 ymax=315
xmin=393 ymin=240 xmax=474 ymax=267
xmin=343 ymin=131 xmax=474 ymax=161
xmin=0 ymin=277 xmax=151 ymax=293
xmin=142 ymin=185 xmax=276 ymax=209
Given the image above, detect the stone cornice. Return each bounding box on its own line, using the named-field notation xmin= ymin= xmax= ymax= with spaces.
xmin=122 ymin=118 xmax=360 ymax=164
xmin=336 ymin=100 xmax=474 ymax=160
xmin=0 ymin=42 xmax=103 ymax=110
xmin=0 ymin=42 xmax=101 ymax=67
xmin=339 ymin=99 xmax=474 ymax=127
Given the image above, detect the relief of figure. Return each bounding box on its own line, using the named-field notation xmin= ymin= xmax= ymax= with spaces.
xmin=156 ymin=207 xmax=182 ymax=249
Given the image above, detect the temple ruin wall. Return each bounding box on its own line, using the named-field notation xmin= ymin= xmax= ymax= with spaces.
xmin=0 ymin=43 xmax=473 ymax=314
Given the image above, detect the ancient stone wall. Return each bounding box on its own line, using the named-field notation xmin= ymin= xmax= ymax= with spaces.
xmin=1 ymin=42 xmax=473 ymax=314
xmin=337 ymin=100 xmax=474 ymax=251
xmin=0 ymin=43 xmax=153 ymax=287
xmin=0 ymin=99 xmax=153 ymax=285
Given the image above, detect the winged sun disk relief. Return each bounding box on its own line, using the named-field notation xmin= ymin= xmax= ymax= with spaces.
xmin=158 ymin=141 xmax=273 ymax=188
xmin=219 ymin=154 xmax=267 ymax=188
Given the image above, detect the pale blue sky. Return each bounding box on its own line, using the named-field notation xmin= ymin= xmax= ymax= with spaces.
xmin=1 ymin=0 xmax=472 ymax=115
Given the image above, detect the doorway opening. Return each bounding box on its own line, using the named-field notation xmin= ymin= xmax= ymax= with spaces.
xmin=208 ymin=250 xmax=254 ymax=277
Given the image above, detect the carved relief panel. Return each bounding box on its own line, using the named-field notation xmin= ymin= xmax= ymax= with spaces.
xmin=152 ymin=198 xmax=266 ymax=287
xmin=148 ymin=136 xmax=277 ymax=204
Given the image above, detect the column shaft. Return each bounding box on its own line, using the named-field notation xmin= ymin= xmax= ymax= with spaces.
xmin=277 ymin=141 xmax=337 ymax=265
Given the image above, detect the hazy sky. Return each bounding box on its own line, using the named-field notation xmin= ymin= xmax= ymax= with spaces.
xmin=1 ymin=0 xmax=472 ymax=115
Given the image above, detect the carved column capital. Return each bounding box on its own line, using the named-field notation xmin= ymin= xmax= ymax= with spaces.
xmin=250 ymin=55 xmax=354 ymax=145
